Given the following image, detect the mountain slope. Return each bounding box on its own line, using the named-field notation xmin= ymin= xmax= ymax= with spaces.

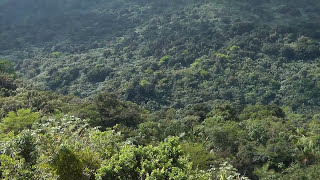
xmin=1 ymin=0 xmax=320 ymax=113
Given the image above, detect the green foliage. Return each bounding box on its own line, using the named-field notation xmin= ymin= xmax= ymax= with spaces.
xmin=0 ymin=60 xmax=15 ymax=75
xmin=280 ymin=164 xmax=320 ymax=180
xmin=1 ymin=0 xmax=320 ymax=179
xmin=214 ymin=53 xmax=230 ymax=60
xmin=0 ymin=90 xmax=318 ymax=179
xmin=3 ymin=0 xmax=319 ymax=114
xmin=202 ymin=116 xmax=242 ymax=153
xmin=0 ymin=154 xmax=33 ymax=179
xmin=96 ymin=137 xmax=210 ymax=180
xmin=280 ymin=45 xmax=295 ymax=59
xmin=199 ymin=70 xmax=208 ymax=78
xmin=191 ymin=58 xmax=201 ymax=67
xmin=77 ymin=93 xmax=144 ymax=129
xmin=0 ymin=108 xmax=39 ymax=134
xmin=158 ymin=55 xmax=171 ymax=66
xmin=210 ymin=103 xmax=238 ymax=121
xmin=214 ymin=162 xmax=249 ymax=180
xmin=0 ymin=115 xmax=124 ymax=179
xmin=181 ymin=142 xmax=214 ymax=169
xmin=0 ymin=131 xmax=38 ymax=179
xmin=0 ymin=74 xmax=17 ymax=97
xmin=240 ymin=104 xmax=285 ymax=121
xmin=50 ymin=51 xmax=62 ymax=58
xmin=86 ymin=65 xmax=112 ymax=82
xmin=140 ymin=79 xmax=151 ymax=87
xmin=47 ymin=67 xmax=79 ymax=91
xmin=51 ymin=146 xmax=85 ymax=180
xmin=135 ymin=120 xmax=162 ymax=144
xmin=229 ymin=45 xmax=240 ymax=52
xmin=15 ymin=130 xmax=38 ymax=165
xmin=0 ymin=60 xmax=17 ymax=97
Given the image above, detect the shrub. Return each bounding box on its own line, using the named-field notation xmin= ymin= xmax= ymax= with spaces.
xmin=0 ymin=60 xmax=15 ymax=75
xmin=96 ymin=137 xmax=211 ymax=180
xmin=87 ymin=65 xmax=112 ymax=82
xmin=158 ymin=55 xmax=171 ymax=66
xmin=51 ymin=146 xmax=85 ymax=180
xmin=280 ymin=45 xmax=295 ymax=59
xmin=0 ymin=108 xmax=39 ymax=134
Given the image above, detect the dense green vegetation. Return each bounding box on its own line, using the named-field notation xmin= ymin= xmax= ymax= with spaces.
xmin=1 ymin=0 xmax=320 ymax=179
xmin=2 ymin=80 xmax=320 ymax=179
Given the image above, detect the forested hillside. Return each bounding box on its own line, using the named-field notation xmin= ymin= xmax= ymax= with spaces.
xmin=1 ymin=0 xmax=320 ymax=179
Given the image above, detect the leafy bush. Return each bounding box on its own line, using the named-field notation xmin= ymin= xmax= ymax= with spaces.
xmin=0 ymin=60 xmax=15 ymax=75
xmin=0 ymin=108 xmax=39 ymax=134
xmin=203 ymin=116 xmax=242 ymax=153
xmin=77 ymin=93 xmax=144 ymax=129
xmin=86 ymin=65 xmax=112 ymax=82
xmin=96 ymin=137 xmax=211 ymax=180
xmin=158 ymin=55 xmax=171 ymax=66
xmin=0 ymin=74 xmax=17 ymax=97
xmin=51 ymin=146 xmax=85 ymax=180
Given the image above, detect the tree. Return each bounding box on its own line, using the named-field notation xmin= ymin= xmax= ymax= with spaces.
xmin=0 ymin=74 xmax=17 ymax=97
xmin=0 ymin=60 xmax=15 ymax=75
xmin=96 ymin=137 xmax=211 ymax=180
xmin=0 ymin=131 xmax=38 ymax=180
xmin=78 ymin=93 xmax=144 ymax=129
xmin=202 ymin=116 xmax=242 ymax=154
xmin=0 ymin=108 xmax=39 ymax=134
xmin=51 ymin=146 xmax=85 ymax=180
